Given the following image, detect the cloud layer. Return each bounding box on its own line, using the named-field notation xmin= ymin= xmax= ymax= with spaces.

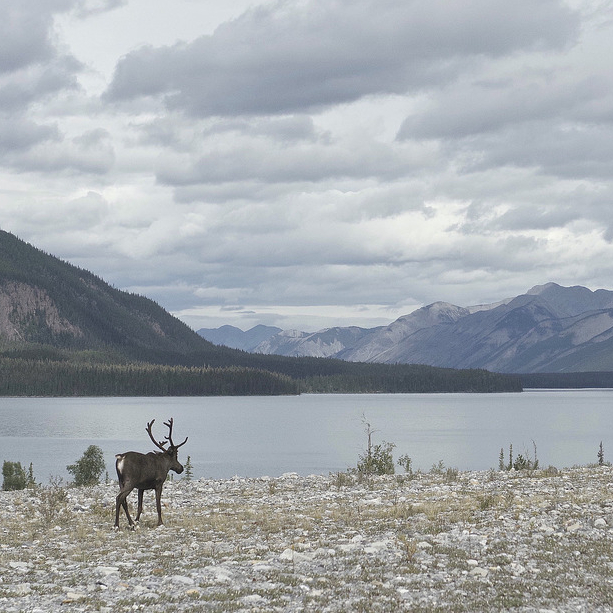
xmin=1 ymin=0 xmax=612 ymax=331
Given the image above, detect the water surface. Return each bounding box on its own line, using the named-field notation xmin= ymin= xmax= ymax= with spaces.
xmin=0 ymin=390 xmax=611 ymax=483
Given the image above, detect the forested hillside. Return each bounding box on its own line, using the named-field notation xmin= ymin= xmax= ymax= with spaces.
xmin=0 ymin=230 xmax=521 ymax=395
xmin=0 ymin=230 xmax=222 ymax=361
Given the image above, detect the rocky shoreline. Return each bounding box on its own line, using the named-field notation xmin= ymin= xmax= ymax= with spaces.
xmin=2 ymin=466 xmax=613 ymax=611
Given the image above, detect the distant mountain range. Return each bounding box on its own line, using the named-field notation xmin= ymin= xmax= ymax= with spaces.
xmin=198 ymin=283 xmax=613 ymax=373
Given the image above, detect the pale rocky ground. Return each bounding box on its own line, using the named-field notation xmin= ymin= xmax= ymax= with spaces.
xmin=2 ymin=466 xmax=613 ymax=612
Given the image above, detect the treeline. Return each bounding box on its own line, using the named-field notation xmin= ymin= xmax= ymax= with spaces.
xmin=301 ymin=364 xmax=522 ymax=393
xmin=519 ymin=371 xmax=613 ymax=389
xmin=0 ymin=358 xmax=298 ymax=396
xmin=0 ymin=355 xmax=521 ymax=396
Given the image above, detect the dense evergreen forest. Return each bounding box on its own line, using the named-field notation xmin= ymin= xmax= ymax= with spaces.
xmin=519 ymin=371 xmax=613 ymax=389
xmin=0 ymin=230 xmax=522 ymax=396
xmin=0 ymin=358 xmax=297 ymax=396
xmin=0 ymin=351 xmax=521 ymax=396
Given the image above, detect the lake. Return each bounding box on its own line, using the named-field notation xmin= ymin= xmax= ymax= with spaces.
xmin=1 ymin=390 xmax=612 ymax=484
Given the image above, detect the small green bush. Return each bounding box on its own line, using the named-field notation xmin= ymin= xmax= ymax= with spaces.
xmin=500 ymin=441 xmax=539 ymax=472
xmin=357 ymin=441 xmax=396 ymax=476
xmin=2 ymin=460 xmax=26 ymax=491
xmin=183 ymin=455 xmax=193 ymax=481
xmin=598 ymin=441 xmax=605 ymax=466
xmin=397 ymin=454 xmax=413 ymax=475
xmin=355 ymin=415 xmax=396 ymax=475
xmin=67 ymin=445 xmax=105 ymax=486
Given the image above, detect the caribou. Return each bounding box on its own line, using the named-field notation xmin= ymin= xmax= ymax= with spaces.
xmin=114 ymin=418 xmax=188 ymax=529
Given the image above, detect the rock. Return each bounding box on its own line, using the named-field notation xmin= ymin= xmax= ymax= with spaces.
xmin=95 ymin=566 xmax=120 ymax=576
xmin=9 ymin=561 xmax=31 ymax=572
xmin=566 ymin=522 xmax=582 ymax=532
xmin=2 ymin=468 xmax=613 ymax=611
xmin=13 ymin=583 xmax=31 ymax=595
xmin=171 ymin=575 xmax=195 ymax=586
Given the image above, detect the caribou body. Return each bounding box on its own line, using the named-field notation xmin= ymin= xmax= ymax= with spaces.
xmin=115 ymin=418 xmax=188 ymax=528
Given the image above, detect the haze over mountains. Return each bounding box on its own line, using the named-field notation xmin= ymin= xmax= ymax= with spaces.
xmin=198 ymin=283 xmax=613 ymax=373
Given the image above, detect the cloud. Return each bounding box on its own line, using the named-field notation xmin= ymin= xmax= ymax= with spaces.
xmin=398 ymin=74 xmax=591 ymax=140
xmin=0 ymin=57 xmax=82 ymax=111
xmin=0 ymin=0 xmax=91 ymax=173
xmin=3 ymin=0 xmax=613 ymax=333
xmin=73 ymin=0 xmax=127 ymax=18
xmin=0 ymin=1 xmax=72 ymax=74
xmin=106 ymin=0 xmax=578 ymax=116
xmin=155 ymin=133 xmax=415 ymax=186
xmin=0 ymin=116 xmax=60 ymax=154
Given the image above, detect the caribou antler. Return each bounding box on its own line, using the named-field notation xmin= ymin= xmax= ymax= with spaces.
xmin=163 ymin=418 xmax=188 ymax=449
xmin=146 ymin=419 xmax=168 ymax=451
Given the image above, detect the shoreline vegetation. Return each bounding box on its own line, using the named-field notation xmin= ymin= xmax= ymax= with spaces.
xmin=2 ymin=466 xmax=613 ymax=611
xmin=0 ymin=356 xmax=521 ymax=396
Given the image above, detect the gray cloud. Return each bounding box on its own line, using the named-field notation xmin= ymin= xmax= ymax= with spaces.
xmin=155 ymin=136 xmax=414 ymax=185
xmin=472 ymin=124 xmax=613 ymax=180
xmin=0 ymin=115 xmax=60 ymax=153
xmin=106 ymin=0 xmax=578 ymax=116
xmin=3 ymin=0 xmax=613 ymax=333
xmin=0 ymin=0 xmax=93 ymax=174
xmin=398 ymin=74 xmax=597 ymax=140
xmin=0 ymin=57 xmax=82 ymax=111
xmin=73 ymin=0 xmax=127 ymax=18
xmin=0 ymin=1 xmax=72 ymax=73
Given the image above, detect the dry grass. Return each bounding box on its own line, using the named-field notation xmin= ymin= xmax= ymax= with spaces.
xmin=2 ymin=468 xmax=613 ymax=611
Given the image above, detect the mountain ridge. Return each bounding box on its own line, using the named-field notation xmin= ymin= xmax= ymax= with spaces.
xmin=198 ymin=283 xmax=613 ymax=373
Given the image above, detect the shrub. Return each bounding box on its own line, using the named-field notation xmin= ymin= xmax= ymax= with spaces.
xmin=357 ymin=441 xmax=396 ymax=476
xmin=67 ymin=445 xmax=106 ymax=486
xmin=26 ymin=462 xmax=36 ymax=488
xmin=183 ymin=455 xmax=193 ymax=481
xmin=355 ymin=417 xmax=395 ymax=476
xmin=598 ymin=441 xmax=605 ymax=466
xmin=500 ymin=441 xmax=539 ymax=472
xmin=397 ymin=454 xmax=413 ymax=475
xmin=2 ymin=460 xmax=26 ymax=491
xmin=39 ymin=476 xmax=68 ymax=522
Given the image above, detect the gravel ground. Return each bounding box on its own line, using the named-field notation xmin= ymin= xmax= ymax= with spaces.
xmin=2 ymin=466 xmax=613 ymax=612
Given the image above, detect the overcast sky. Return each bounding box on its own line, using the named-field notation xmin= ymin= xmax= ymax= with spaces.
xmin=1 ymin=0 xmax=612 ymax=332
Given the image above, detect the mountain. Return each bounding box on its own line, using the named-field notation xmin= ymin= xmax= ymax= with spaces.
xmin=0 ymin=229 xmax=520 ymax=394
xmin=335 ymin=302 xmax=469 ymax=363
xmin=204 ymin=283 xmax=613 ymax=373
xmin=197 ymin=324 xmax=281 ymax=351
xmin=255 ymin=326 xmax=376 ymax=358
xmin=0 ymin=229 xmax=226 ymax=365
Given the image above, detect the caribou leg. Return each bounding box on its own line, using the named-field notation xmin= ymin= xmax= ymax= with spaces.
xmin=115 ymin=487 xmax=135 ymax=528
xmin=135 ymin=489 xmax=145 ymax=522
xmin=155 ymin=484 xmax=164 ymax=526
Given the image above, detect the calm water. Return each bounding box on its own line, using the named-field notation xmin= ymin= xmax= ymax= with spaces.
xmin=0 ymin=391 xmax=612 ymax=484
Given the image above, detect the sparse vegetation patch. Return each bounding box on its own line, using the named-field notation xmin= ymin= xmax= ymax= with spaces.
xmin=2 ymin=467 xmax=613 ymax=611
